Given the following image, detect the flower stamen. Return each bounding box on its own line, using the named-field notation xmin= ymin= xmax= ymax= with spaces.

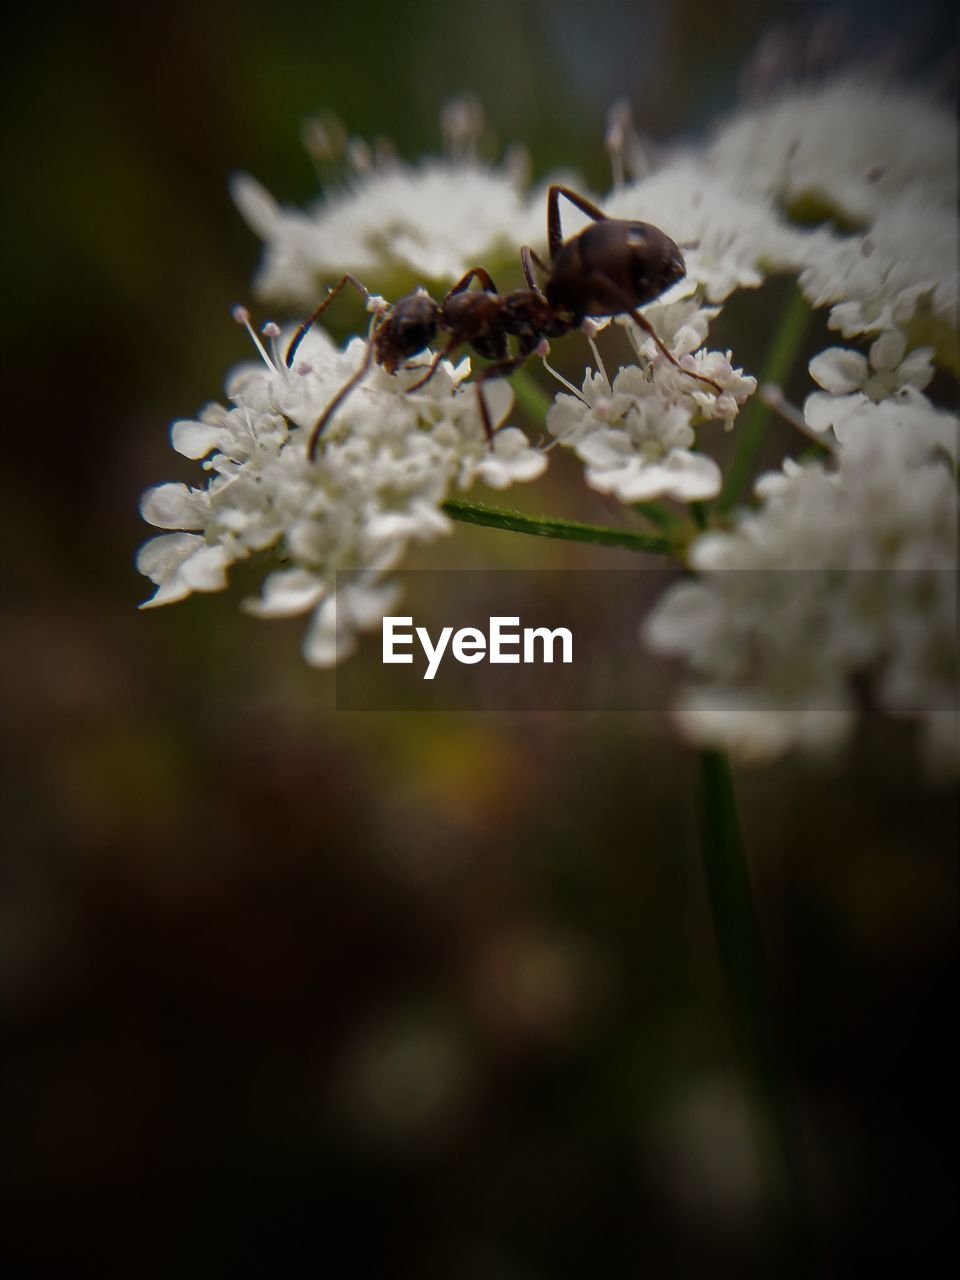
xmin=233 ymin=305 xmax=277 ymax=372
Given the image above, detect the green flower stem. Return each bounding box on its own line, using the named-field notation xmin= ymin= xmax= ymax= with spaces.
xmin=633 ymin=501 xmax=684 ymax=530
xmin=443 ymin=499 xmax=678 ymax=556
xmin=697 ymin=750 xmax=811 ymax=1265
xmin=718 ymin=285 xmax=812 ymax=516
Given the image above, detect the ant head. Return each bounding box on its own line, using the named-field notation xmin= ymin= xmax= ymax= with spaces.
xmin=375 ymin=289 xmax=440 ymax=373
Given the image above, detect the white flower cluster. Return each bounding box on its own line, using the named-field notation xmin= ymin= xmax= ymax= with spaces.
xmin=646 ymin=389 xmax=957 ymax=774
xmin=232 ymin=101 xmax=546 ymax=307
xmin=704 ymin=77 xmax=958 ymax=364
xmin=141 ymin=74 xmax=957 ymax=755
xmin=138 ymin=322 xmax=545 ymax=665
xmin=797 ymin=194 xmax=959 ymax=355
xmin=546 ymin=300 xmax=757 ymax=503
xmin=640 ymin=73 xmax=958 ymax=776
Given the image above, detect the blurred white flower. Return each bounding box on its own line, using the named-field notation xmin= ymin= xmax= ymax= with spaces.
xmin=707 ymin=77 xmax=958 ymax=226
xmin=604 ymin=163 xmax=812 ymax=303
xmin=802 ymin=384 xmax=958 ymax=461
xmin=797 ymin=195 xmax=959 ymax=352
xmin=232 ymin=100 xmax=548 ymax=307
xmin=808 ymin=332 xmax=934 ymax=405
xmin=645 ymin=394 xmax=958 ymax=775
xmin=138 ymin=322 xmax=546 ymax=666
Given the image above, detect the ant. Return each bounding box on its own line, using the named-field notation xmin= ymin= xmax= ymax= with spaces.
xmin=286 ymin=186 xmax=722 ymax=461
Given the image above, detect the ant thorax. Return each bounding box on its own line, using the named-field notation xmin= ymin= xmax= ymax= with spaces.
xmin=439 ymin=289 xmax=505 ymax=354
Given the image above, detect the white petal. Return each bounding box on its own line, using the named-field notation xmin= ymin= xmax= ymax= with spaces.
xmin=472 ymin=428 xmax=548 ymax=488
xmin=576 ymin=429 xmax=631 ymax=469
xmin=140 ymin=577 xmax=195 ymax=609
xmin=809 ymin=348 xmax=868 ymax=395
xmin=140 ymin=482 xmax=206 ymax=530
xmin=473 ymin=450 xmax=548 ymax=489
xmin=180 ymin=544 xmax=230 ymax=592
xmin=303 ymin=597 xmax=347 ymax=668
xmin=803 ymin=391 xmax=867 ymax=435
xmin=657 ymin=450 xmax=722 ymax=502
xmin=481 ymin=379 xmax=514 ymax=429
xmin=172 ymin=420 xmax=224 ymax=459
xmin=230 ymin=173 xmax=281 ymax=236
xmin=341 ymin=579 xmax=403 ymax=628
xmin=243 ymin=568 xmax=326 ymax=618
xmin=136 ymin=532 xmax=205 ymax=583
xmin=585 ymin=448 xmax=721 ymax=504
xmin=644 ymin=582 xmax=722 ymax=655
xmin=869 ymin=330 xmax=906 ymax=372
xmin=896 ymin=347 xmax=936 ymax=391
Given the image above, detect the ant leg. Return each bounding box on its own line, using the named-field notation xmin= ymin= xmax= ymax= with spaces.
xmin=286 ymin=273 xmax=370 ymax=367
xmin=445 ymin=267 xmax=499 ymax=299
xmin=406 ymin=338 xmax=461 ymax=392
xmin=585 ymin=273 xmax=723 ymax=396
xmin=520 ymin=245 xmax=550 ymax=293
xmin=473 ymin=348 xmax=539 ymax=443
xmin=475 ymin=351 xmax=536 ymax=384
xmin=475 ymin=386 xmax=495 ymax=443
xmin=628 ymin=309 xmax=723 ymax=395
xmin=547 ymin=185 xmax=608 ymax=259
xmin=306 ymin=333 xmax=376 ymax=462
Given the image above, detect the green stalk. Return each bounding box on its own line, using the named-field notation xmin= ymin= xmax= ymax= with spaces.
xmin=718 ymin=286 xmax=812 ymax=516
xmin=696 ymin=750 xmax=811 ymax=1267
xmin=443 ymin=499 xmax=678 ymax=556
xmin=634 ymin=501 xmax=684 ymax=531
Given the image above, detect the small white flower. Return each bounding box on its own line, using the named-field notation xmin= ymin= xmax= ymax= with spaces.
xmin=546 ymin=299 xmax=755 ymax=505
xmin=644 ymin=395 xmax=958 ymax=776
xmin=808 ymin=333 xmax=935 ymax=404
xmin=619 ymin=298 xmax=758 ymax=427
xmin=138 ymin=320 xmax=546 ymax=665
xmin=803 ymin=385 xmax=958 ymax=464
xmin=137 ymin=533 xmax=231 ymax=607
xmin=547 ymin=368 xmax=722 ymax=504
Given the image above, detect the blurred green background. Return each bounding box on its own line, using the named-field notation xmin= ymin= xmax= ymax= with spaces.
xmin=2 ymin=1 xmax=957 ymax=1275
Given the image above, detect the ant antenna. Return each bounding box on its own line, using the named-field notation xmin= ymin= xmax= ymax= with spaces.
xmin=305 ymin=314 xmax=380 ymax=462
xmin=285 ymin=274 xmax=373 ymax=368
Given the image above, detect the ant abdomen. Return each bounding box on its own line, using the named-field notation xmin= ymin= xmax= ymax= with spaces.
xmin=547 ymin=219 xmax=687 ymax=317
